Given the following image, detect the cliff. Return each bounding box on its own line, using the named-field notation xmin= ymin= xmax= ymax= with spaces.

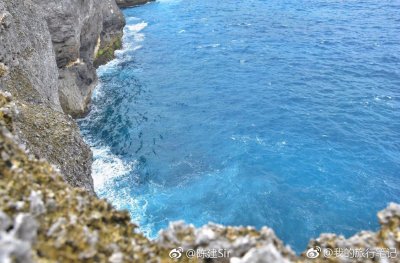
xmin=0 ymin=0 xmax=95 ymax=194
xmin=0 ymin=93 xmax=162 ymax=262
xmin=0 ymin=0 xmax=125 ymax=118
xmin=0 ymin=0 xmax=127 ymax=194
xmin=31 ymin=0 xmax=125 ymax=117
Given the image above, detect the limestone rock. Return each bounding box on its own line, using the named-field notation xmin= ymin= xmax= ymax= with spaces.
xmin=231 ymin=245 xmax=293 ymax=263
xmin=0 ymin=89 xmax=94 ymax=194
xmin=0 ymin=0 xmax=106 ymax=194
xmin=0 ymin=0 xmax=60 ymax=110
xmin=301 ymin=203 xmax=400 ymax=262
xmin=32 ymin=0 xmax=125 ymax=117
xmin=12 ymin=100 xmax=95 ymax=194
xmin=157 ymin=221 xmax=297 ymax=262
xmin=94 ymin=0 xmax=126 ymax=68
xmin=0 ymin=212 xmax=38 ymax=263
xmin=0 ymin=92 xmax=164 ymax=262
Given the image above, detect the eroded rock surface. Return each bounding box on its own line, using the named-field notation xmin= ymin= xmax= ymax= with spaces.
xmin=95 ymin=0 xmax=126 ymax=68
xmin=0 ymin=0 xmax=60 ymax=110
xmin=13 ymin=101 xmax=94 ymax=194
xmin=0 ymin=0 xmax=94 ymax=194
xmin=301 ymin=202 xmax=400 ymax=263
xmin=31 ymin=0 xmax=125 ymax=117
xmin=0 ymin=92 xmax=162 ymax=262
xmin=157 ymin=221 xmax=297 ymax=263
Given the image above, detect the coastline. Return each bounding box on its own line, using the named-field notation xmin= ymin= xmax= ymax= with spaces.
xmin=0 ymin=0 xmax=153 ymax=195
xmin=0 ymin=0 xmax=399 ymax=262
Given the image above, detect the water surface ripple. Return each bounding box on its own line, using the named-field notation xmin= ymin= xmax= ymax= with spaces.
xmin=79 ymin=0 xmax=400 ymax=252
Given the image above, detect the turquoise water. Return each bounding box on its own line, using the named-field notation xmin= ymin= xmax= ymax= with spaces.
xmin=79 ymin=0 xmax=400 ymax=252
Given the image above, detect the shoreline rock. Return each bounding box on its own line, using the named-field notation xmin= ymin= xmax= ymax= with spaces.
xmin=94 ymin=0 xmax=126 ymax=68
xmin=116 ymin=0 xmax=155 ymax=8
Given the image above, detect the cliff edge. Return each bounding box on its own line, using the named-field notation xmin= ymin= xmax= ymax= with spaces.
xmin=0 ymin=0 xmax=95 ymax=194
xmin=0 ymin=0 xmax=126 ymax=194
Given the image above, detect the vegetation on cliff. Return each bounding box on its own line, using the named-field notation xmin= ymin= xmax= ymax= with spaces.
xmin=94 ymin=37 xmax=123 ymax=68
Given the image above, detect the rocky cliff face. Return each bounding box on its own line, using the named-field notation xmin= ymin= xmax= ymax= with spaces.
xmin=0 ymin=0 xmax=60 ymax=110
xmin=31 ymin=0 xmax=125 ymax=117
xmin=0 ymin=0 xmax=126 ymax=194
xmin=0 ymin=93 xmax=162 ymax=262
xmin=0 ymin=0 xmax=95 ymax=194
xmin=95 ymin=0 xmax=126 ymax=68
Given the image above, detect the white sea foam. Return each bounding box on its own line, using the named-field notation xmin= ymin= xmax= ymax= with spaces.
xmin=91 ymin=82 xmax=103 ymax=100
xmin=196 ymin=43 xmax=220 ymax=49
xmin=92 ymin=146 xmax=136 ymax=191
xmin=89 ymin=143 xmax=150 ymax=231
xmin=82 ymin=18 xmax=154 ymax=235
xmin=125 ymin=22 xmax=147 ymax=44
xmin=93 ymin=22 xmax=148 ymax=69
xmin=126 ymin=22 xmax=148 ymax=33
xmin=90 ymin=145 xmax=153 ymax=236
xmin=134 ymin=33 xmax=145 ymax=42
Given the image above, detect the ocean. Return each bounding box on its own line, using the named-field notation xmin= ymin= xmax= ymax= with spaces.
xmin=79 ymin=0 xmax=400 ymax=252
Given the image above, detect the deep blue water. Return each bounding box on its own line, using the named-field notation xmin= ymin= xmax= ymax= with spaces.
xmin=79 ymin=0 xmax=400 ymax=252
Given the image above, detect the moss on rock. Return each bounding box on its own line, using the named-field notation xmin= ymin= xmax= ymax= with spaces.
xmin=0 ymin=63 xmax=8 ymax=78
xmin=94 ymin=35 xmax=123 ymax=68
